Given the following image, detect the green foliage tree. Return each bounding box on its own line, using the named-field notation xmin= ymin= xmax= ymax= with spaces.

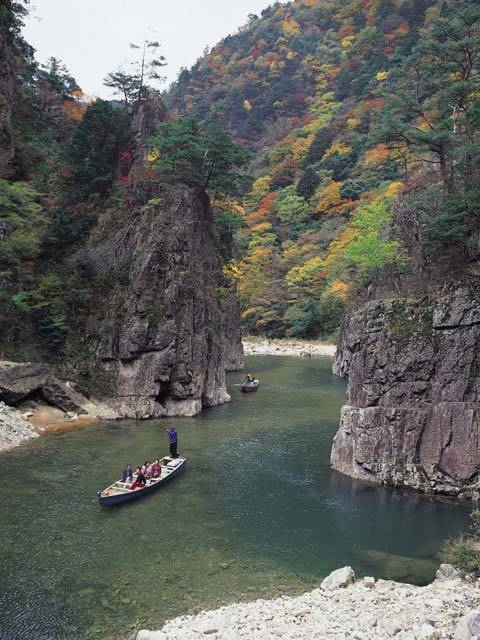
xmin=0 ymin=179 xmax=46 ymax=269
xmin=274 ymin=186 xmax=310 ymax=225
xmin=377 ymin=3 xmax=480 ymax=251
xmin=64 ymin=99 xmax=130 ymax=199
xmin=297 ymin=167 xmax=320 ymax=199
xmin=150 ymin=118 xmax=251 ymax=197
xmin=37 ymin=57 xmax=79 ymax=98
xmin=335 ymin=201 xmax=408 ymax=281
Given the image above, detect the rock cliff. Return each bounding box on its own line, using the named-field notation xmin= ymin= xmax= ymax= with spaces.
xmin=87 ymin=185 xmax=243 ymax=418
xmin=331 ymin=283 xmax=480 ymax=499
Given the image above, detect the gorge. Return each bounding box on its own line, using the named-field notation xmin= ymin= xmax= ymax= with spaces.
xmin=0 ymin=0 xmax=480 ymax=637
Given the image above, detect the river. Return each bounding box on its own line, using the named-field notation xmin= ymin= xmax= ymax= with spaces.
xmin=0 ymin=356 xmax=470 ymax=640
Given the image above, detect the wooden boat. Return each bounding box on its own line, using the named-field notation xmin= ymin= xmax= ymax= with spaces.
xmin=241 ymin=379 xmax=259 ymax=393
xmin=97 ymin=456 xmax=187 ymax=506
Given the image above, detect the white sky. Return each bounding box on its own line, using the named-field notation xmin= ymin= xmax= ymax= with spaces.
xmin=23 ymin=0 xmax=286 ymax=98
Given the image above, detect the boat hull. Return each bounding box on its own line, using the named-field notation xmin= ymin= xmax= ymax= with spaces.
xmin=241 ymin=380 xmax=259 ymax=393
xmin=97 ymin=458 xmax=186 ymax=506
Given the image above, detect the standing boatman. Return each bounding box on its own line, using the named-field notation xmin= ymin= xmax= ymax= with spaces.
xmin=166 ymin=425 xmax=179 ymax=458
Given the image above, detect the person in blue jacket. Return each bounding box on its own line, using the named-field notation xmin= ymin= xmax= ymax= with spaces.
xmin=122 ymin=464 xmax=133 ymax=482
xmin=166 ymin=426 xmax=179 ymax=458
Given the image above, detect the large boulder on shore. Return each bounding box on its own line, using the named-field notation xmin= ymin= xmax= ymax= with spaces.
xmin=436 ymin=563 xmax=461 ymax=581
xmin=454 ymin=611 xmax=480 ymax=640
xmin=0 ymin=361 xmax=90 ymax=415
xmin=42 ymin=377 xmax=88 ymax=414
xmin=0 ymin=361 xmax=50 ymax=404
xmin=321 ymin=566 xmax=355 ymax=590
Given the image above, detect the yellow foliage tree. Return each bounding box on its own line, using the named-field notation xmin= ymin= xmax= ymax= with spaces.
xmin=329 ymin=279 xmax=349 ymax=300
xmin=346 ymin=117 xmax=361 ymax=129
xmin=309 ymin=91 xmax=340 ymax=125
xmin=281 ymin=18 xmax=301 ymax=37
xmin=323 ymin=141 xmax=352 ymax=159
xmin=290 ymin=133 xmax=315 ymax=162
xmin=286 ymin=255 xmax=326 ymax=294
xmin=340 ymin=35 xmax=355 ymax=50
xmin=315 ymin=181 xmax=343 ymax=215
xmin=246 ymin=175 xmax=272 ymax=208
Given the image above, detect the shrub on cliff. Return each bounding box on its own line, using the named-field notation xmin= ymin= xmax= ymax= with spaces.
xmin=441 ymin=509 xmax=480 ymax=575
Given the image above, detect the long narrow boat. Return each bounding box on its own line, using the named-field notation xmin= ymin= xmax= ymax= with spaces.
xmin=97 ymin=456 xmax=187 ymax=506
xmin=241 ymin=379 xmax=259 ymax=393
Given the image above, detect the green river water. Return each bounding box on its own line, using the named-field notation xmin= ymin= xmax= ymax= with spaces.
xmin=0 ymin=356 xmax=470 ymax=640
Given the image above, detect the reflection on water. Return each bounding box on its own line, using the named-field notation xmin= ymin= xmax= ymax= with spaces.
xmin=0 ymin=356 xmax=470 ymax=640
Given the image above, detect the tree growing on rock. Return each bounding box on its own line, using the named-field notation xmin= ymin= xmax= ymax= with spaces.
xmin=149 ymin=118 xmax=251 ymax=198
xmin=104 ymin=40 xmax=167 ymax=111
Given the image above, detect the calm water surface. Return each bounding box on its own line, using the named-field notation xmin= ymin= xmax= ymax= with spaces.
xmin=0 ymin=356 xmax=470 ymax=640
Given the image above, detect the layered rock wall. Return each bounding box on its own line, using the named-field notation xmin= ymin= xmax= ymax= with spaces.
xmin=331 ymin=284 xmax=480 ymax=499
xmin=87 ymin=185 xmax=243 ymax=418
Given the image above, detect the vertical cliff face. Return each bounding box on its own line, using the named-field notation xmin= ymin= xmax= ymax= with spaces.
xmin=331 ymin=284 xmax=480 ymax=499
xmin=87 ymin=185 xmax=243 ymax=418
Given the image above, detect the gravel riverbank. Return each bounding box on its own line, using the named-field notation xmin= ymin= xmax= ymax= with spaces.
xmin=243 ymin=339 xmax=336 ymax=358
xmin=0 ymin=401 xmax=39 ymax=452
xmin=137 ymin=567 xmax=480 ymax=640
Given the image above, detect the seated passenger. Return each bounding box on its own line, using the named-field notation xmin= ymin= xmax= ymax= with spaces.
xmin=141 ymin=461 xmax=150 ymax=475
xmin=245 ymin=372 xmax=254 ymax=382
xmin=122 ymin=464 xmax=133 ymax=483
xmin=152 ymin=459 xmax=162 ymax=477
xmin=145 ymin=462 xmax=154 ymax=479
xmin=130 ymin=468 xmax=147 ymax=491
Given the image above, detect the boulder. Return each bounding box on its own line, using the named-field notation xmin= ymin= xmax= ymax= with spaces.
xmin=454 ymin=611 xmax=480 ymax=640
xmin=321 ymin=566 xmax=355 ymax=591
xmin=435 ymin=563 xmax=461 ymax=581
xmin=0 ymin=361 xmax=50 ymax=405
xmin=42 ymin=377 xmax=89 ymax=414
xmin=362 ymin=576 xmax=376 ymax=588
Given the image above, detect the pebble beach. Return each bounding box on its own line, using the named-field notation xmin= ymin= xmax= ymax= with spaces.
xmin=137 ymin=567 xmax=480 ymax=640
xmin=243 ymin=339 xmax=337 ymax=358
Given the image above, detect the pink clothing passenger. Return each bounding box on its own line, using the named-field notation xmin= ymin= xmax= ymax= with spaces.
xmin=145 ymin=464 xmax=154 ymax=479
xmin=151 ymin=460 xmax=161 ymax=477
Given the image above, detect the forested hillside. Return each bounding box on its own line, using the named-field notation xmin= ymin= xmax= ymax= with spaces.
xmin=0 ymin=0 xmax=247 ymax=381
xmin=0 ymin=0 xmax=479 ymax=363
xmin=168 ymin=0 xmax=480 ymax=339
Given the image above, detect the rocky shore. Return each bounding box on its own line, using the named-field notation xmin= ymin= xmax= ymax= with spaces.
xmin=0 ymin=401 xmax=39 ymax=452
xmin=137 ymin=566 xmax=480 ymax=640
xmin=243 ymin=339 xmax=336 ymax=358
xmin=0 ymin=360 xmax=101 ymax=452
